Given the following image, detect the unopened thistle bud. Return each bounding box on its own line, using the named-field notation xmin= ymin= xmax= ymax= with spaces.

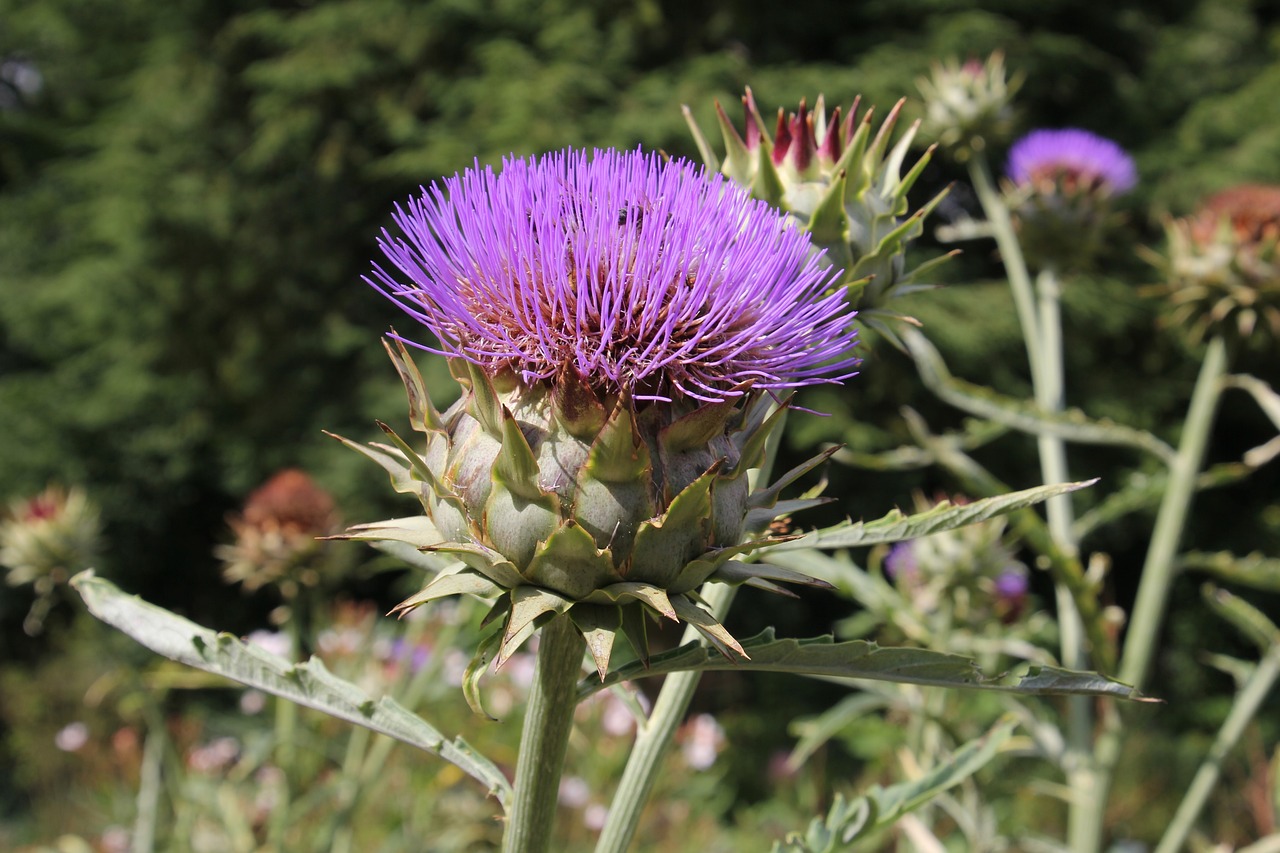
xmin=917 ymin=53 xmax=1022 ymax=162
xmin=1146 ymin=184 xmax=1280 ymax=345
xmin=338 ymin=149 xmax=857 ymax=681
xmin=1 ymin=484 xmax=102 ymax=634
xmin=216 ymin=469 xmax=341 ymax=598
xmin=1003 ymin=128 xmax=1137 ymax=271
xmin=684 ymin=89 xmax=951 ymax=347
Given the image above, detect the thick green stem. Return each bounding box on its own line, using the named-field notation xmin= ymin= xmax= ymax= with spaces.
xmin=970 ymin=170 xmax=1102 ymax=850
xmin=594 ymin=582 xmax=737 ymax=853
xmin=1119 ymin=335 xmax=1228 ymax=690
xmin=1089 ymin=335 xmax=1229 ymax=850
xmin=1155 ymin=643 xmax=1280 ymax=853
xmin=1033 ymin=269 xmax=1096 ymax=853
xmin=505 ymin=615 xmax=583 ymax=853
xmin=968 ymin=156 xmax=1043 ymax=385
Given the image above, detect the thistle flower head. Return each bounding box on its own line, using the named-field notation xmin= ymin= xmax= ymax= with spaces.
xmin=341 ymin=150 xmax=855 ymax=688
xmin=918 ymin=52 xmax=1022 ymax=161
xmin=369 ymin=148 xmax=858 ymax=403
xmin=1006 ymin=128 xmax=1137 ymax=197
xmin=1002 ymin=128 xmax=1136 ymax=272
xmin=1147 ymin=184 xmax=1280 ymax=345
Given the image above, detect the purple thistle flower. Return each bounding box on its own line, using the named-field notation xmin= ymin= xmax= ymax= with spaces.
xmin=1006 ymin=128 xmax=1137 ymax=196
xmin=368 ymin=148 xmax=859 ymax=402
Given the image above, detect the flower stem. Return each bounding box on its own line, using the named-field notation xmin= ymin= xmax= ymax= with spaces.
xmin=1088 ymin=334 xmax=1229 ymax=846
xmin=968 ymin=165 xmax=1100 ymax=851
xmin=1118 ymin=335 xmax=1228 ymax=690
xmin=1155 ymin=641 xmax=1280 ymax=853
xmin=505 ymin=615 xmax=582 ymax=853
xmin=594 ymin=582 xmax=737 ymax=853
xmin=968 ymin=156 xmax=1043 ymax=384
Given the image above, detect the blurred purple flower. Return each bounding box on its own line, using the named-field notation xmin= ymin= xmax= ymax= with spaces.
xmin=883 ymin=541 xmax=918 ymax=582
xmin=1006 ymin=128 xmax=1137 ymax=196
xmin=369 ymin=148 xmax=859 ymax=403
xmin=994 ymin=569 xmax=1029 ymax=600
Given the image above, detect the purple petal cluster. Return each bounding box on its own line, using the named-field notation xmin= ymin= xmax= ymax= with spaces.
xmin=369 ymin=148 xmax=859 ymax=402
xmin=1006 ymin=128 xmax=1137 ymax=195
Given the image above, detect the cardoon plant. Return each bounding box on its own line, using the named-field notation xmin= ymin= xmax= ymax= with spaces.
xmin=69 ymin=138 xmax=1143 ymax=853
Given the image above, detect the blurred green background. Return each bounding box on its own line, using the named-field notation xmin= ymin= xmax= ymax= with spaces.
xmin=2 ymin=0 xmax=1279 ymax=846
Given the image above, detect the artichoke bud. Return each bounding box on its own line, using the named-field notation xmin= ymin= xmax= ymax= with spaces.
xmin=1145 ymin=184 xmax=1280 ymax=346
xmin=917 ymin=52 xmax=1022 ymax=162
xmin=685 ymin=89 xmax=952 ymax=349
xmin=335 ymin=339 xmax=834 ymax=683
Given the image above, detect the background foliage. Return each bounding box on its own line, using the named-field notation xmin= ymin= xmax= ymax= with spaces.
xmin=2 ymin=0 xmax=1279 ymax=846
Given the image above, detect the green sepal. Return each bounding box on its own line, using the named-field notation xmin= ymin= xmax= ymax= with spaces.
xmin=834 ymin=107 xmax=875 ymax=197
xmin=629 ymin=462 xmax=720 ymax=588
xmin=713 ymin=99 xmax=752 ymax=185
xmin=880 ymin=119 xmax=920 ymax=210
xmin=710 ymin=560 xmax=833 ymax=590
xmin=484 ymin=483 xmax=559 ymax=570
xmin=464 ymin=625 xmax=504 ymax=720
xmin=658 ymin=399 xmax=738 ymax=455
xmin=729 ymin=395 xmax=793 ymax=476
xmin=583 ymin=581 xmax=678 ymax=620
xmin=752 ymin=142 xmax=785 ymax=208
xmin=427 ymin=542 xmax=526 ymax=589
xmin=375 ymin=421 xmax=468 ymax=517
xmin=807 ymin=171 xmax=852 ymax=257
xmin=744 ymin=497 xmax=834 ymax=533
xmin=383 ymin=336 xmax=444 ymax=433
xmin=748 ymin=446 xmax=840 ymax=510
xmin=681 ymin=104 xmax=721 ymax=174
xmin=324 ymin=431 xmax=420 ymax=502
xmin=502 ymin=586 xmax=571 ymax=664
xmin=326 ymin=516 xmax=444 ymax=550
xmin=551 ymin=371 xmax=607 ymax=439
xmin=619 ymin=603 xmax=651 ymax=666
xmin=669 ymin=535 xmax=797 ymax=594
xmin=493 ymin=414 xmax=546 ymax=501
xmin=525 ymin=521 xmax=621 ymax=601
xmin=390 ymin=568 xmax=500 ymax=618
xmin=671 ymin=594 xmax=747 ymax=660
xmin=586 ymin=397 xmax=651 ymax=483
xmin=570 ymin=604 xmax=622 ymax=680
xmin=464 ymin=361 xmax=506 ymax=440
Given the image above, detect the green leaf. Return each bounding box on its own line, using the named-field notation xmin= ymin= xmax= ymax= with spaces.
xmin=902 ymin=328 xmax=1175 ymax=462
xmin=774 ymin=717 xmax=1018 ymax=851
xmin=787 ymin=692 xmax=894 ymax=770
xmin=578 ymin=628 xmax=1150 ymax=702
xmin=464 ymin=625 xmax=504 ymax=721
xmin=774 ymin=479 xmax=1097 ymax=551
xmin=70 ymin=572 xmax=511 ymax=809
xmin=1181 ymin=550 xmax=1280 ymax=593
xmin=1203 ymin=583 xmax=1280 ymax=652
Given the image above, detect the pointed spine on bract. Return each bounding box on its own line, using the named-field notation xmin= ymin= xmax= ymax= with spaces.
xmin=684 ymin=88 xmax=954 ymax=350
xmin=330 ymin=340 xmax=835 ymax=694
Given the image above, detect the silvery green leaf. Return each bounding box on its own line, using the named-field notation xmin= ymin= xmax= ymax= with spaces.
xmin=774 ymin=480 xmax=1096 ymax=552
xmin=71 ymin=572 xmax=512 ymax=809
xmin=1203 ymin=583 xmax=1280 ymax=652
xmin=579 ymin=629 xmax=1150 ymax=702
xmin=773 ymin=716 xmax=1017 ymax=851
xmin=902 ymin=328 xmax=1175 ymax=462
xmin=1181 ymin=550 xmax=1280 ymax=593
